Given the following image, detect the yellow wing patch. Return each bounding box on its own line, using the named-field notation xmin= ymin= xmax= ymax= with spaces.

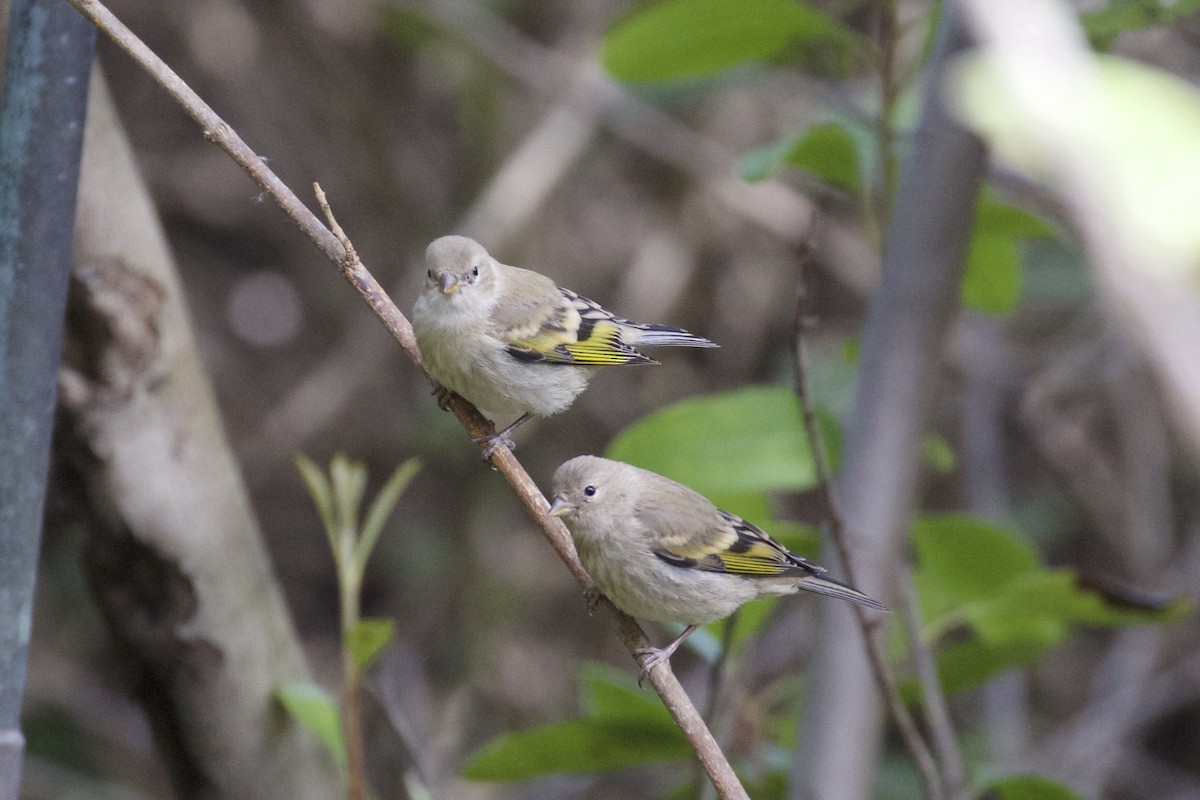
xmin=507 ymin=318 xmax=653 ymax=365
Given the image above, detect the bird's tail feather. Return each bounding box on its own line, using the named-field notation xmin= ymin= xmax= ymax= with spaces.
xmin=621 ymin=322 xmax=718 ymax=348
xmin=800 ymin=575 xmax=888 ymax=611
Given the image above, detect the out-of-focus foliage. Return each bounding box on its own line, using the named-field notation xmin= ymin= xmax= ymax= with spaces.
xmin=276 ymin=682 xmax=346 ymax=772
xmin=905 ymin=513 xmax=1189 ymax=699
xmin=952 ymin=53 xmax=1200 ymax=281
xmin=462 ymin=664 xmax=690 ymax=780
xmin=602 ymin=0 xmax=858 ymax=82
xmin=738 ymin=121 xmax=863 ymax=191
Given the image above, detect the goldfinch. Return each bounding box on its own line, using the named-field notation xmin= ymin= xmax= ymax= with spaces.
xmin=548 ymin=455 xmax=886 ymax=676
xmin=413 ymin=236 xmax=716 ymax=456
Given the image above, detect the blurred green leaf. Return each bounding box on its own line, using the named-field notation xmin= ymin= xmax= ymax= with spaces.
xmin=1083 ymin=0 xmax=1200 ymax=50
xmin=603 ymin=0 xmax=855 ymax=82
xmin=607 ymin=385 xmax=815 ymax=497
xmin=581 ymin=664 xmax=675 ymax=724
xmin=922 ymin=434 xmax=955 ymax=474
xmin=462 ymin=718 xmax=689 ymax=780
xmin=913 ymin=513 xmax=1039 ymax=621
xmin=463 ymin=663 xmax=691 ymax=780
xmin=962 ymin=190 xmax=1052 ymax=314
xmin=295 ymin=454 xmax=336 ymax=547
xmin=914 ymin=513 xmax=1191 ymax=647
xmin=739 ymin=122 xmax=860 ymax=190
xmin=983 ymin=774 xmax=1085 ymax=800
xmin=277 ymin=682 xmax=346 ymax=770
xmin=347 ymin=618 xmax=395 ymax=669
xmin=357 ymin=458 xmax=421 ymax=568
xmin=899 ymin=637 xmax=1056 ymax=703
xmin=963 ymin=233 xmax=1021 ymax=314
xmin=330 ymin=455 xmax=367 ymax=539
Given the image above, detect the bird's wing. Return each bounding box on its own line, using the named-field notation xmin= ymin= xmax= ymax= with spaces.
xmin=491 ymin=269 xmax=653 ymax=366
xmin=642 ymin=492 xmax=824 ymax=579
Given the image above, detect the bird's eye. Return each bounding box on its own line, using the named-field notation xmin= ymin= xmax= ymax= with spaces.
xmin=583 ymin=485 xmax=597 ymax=497
xmin=470 ymin=265 xmax=480 ymax=280
xmin=427 ymin=269 xmax=434 ymax=280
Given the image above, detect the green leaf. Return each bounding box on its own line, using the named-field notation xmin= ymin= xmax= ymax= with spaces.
xmin=921 ymin=434 xmax=955 ymax=474
xmin=606 ymin=386 xmax=815 ymax=497
xmin=912 ymin=513 xmax=1040 ymax=617
xmin=739 ymin=122 xmax=860 ymax=190
xmin=1083 ymin=0 xmax=1200 ymax=50
xmin=462 ymin=718 xmax=690 ymax=780
xmin=962 ymin=233 xmax=1021 ymax=314
xmin=961 ymin=190 xmax=1052 ymax=314
xmin=983 ymin=774 xmax=1085 ymax=800
xmin=357 ymin=458 xmax=421 ymax=569
xmin=295 ymin=454 xmax=336 ymax=547
xmin=581 ymin=664 xmax=675 ymax=724
xmin=330 ymin=455 xmax=368 ymax=535
xmin=898 ymin=637 xmax=1056 ymax=702
xmin=276 ymin=682 xmax=346 ymax=770
xmin=603 ymin=0 xmax=855 ymax=83
xmin=347 ymin=618 xmax=395 ymax=669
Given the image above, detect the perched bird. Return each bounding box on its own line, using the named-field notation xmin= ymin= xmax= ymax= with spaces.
xmin=413 ymin=236 xmax=717 ymax=456
xmin=549 ymin=455 xmax=886 ymax=676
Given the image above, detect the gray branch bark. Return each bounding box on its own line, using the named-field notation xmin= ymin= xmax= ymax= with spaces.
xmin=792 ymin=7 xmax=987 ymax=799
xmin=52 ymin=69 xmax=338 ymax=800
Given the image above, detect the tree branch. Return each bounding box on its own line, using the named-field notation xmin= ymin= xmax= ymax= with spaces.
xmin=66 ymin=0 xmax=749 ymax=796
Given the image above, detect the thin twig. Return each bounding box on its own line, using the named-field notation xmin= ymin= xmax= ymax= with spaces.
xmin=901 ymin=572 xmax=968 ymax=800
xmin=66 ymin=1 xmax=749 ymax=797
xmin=791 ymin=260 xmax=945 ymax=800
xmin=874 ymin=0 xmax=900 ymax=240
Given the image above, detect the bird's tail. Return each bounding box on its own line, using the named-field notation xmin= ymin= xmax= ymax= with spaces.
xmin=620 ymin=322 xmax=719 ymax=348
xmin=800 ymin=575 xmax=889 ymax=611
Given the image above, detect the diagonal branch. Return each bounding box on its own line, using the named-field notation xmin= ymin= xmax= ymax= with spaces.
xmin=66 ymin=0 xmax=749 ymax=796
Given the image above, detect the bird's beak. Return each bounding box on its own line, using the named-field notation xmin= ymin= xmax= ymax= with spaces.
xmin=439 ymin=273 xmax=460 ymax=295
xmin=548 ymin=496 xmax=574 ymax=518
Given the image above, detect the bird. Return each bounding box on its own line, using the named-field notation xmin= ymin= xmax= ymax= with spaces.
xmin=548 ymin=455 xmax=887 ymax=678
xmin=412 ymin=236 xmax=717 ymax=457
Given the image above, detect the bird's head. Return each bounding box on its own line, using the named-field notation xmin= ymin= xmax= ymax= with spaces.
xmin=548 ymin=455 xmax=634 ymax=530
xmin=423 ymin=235 xmax=496 ymax=310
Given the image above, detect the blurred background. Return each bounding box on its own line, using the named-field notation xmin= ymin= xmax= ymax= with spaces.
xmin=18 ymin=0 xmax=1200 ymax=798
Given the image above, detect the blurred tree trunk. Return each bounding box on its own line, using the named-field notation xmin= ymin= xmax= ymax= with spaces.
xmin=51 ymin=68 xmax=338 ymax=800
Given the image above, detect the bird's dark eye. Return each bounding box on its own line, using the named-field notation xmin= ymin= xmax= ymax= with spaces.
xmin=470 ymin=265 xmax=480 ymax=280
xmin=427 ymin=269 xmax=434 ymax=280
xmin=583 ymin=485 xmax=596 ymax=497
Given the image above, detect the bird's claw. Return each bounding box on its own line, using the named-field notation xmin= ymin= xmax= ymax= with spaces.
xmin=584 ymin=586 xmax=605 ymax=615
xmin=431 ymin=384 xmax=454 ymax=411
xmin=634 ymin=646 xmax=669 ymax=688
xmin=475 ymin=430 xmax=516 ymax=460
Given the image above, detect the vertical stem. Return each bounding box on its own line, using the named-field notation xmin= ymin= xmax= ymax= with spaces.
xmin=341 ymin=537 xmax=366 ymax=800
xmin=874 ymin=0 xmax=900 ymax=241
xmin=901 ymin=573 xmax=968 ymax=800
xmin=0 ymin=2 xmax=95 ymax=797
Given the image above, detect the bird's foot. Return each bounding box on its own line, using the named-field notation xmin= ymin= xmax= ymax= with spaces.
xmin=634 ymin=646 xmax=672 ymax=688
xmin=474 ymin=429 xmax=516 ymax=460
xmin=584 ymin=586 xmax=605 ymax=615
xmin=431 ymin=383 xmax=454 ymax=411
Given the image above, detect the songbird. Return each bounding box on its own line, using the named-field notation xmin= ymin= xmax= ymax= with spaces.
xmin=412 ymin=236 xmax=717 ymax=456
xmin=548 ymin=455 xmax=886 ymax=676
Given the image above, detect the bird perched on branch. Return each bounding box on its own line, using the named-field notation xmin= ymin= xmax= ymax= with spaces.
xmin=549 ymin=455 xmax=886 ymax=677
xmin=413 ymin=236 xmax=717 ymax=457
